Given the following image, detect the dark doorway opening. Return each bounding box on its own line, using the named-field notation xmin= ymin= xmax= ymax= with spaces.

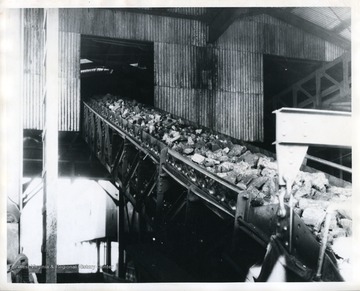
xmin=263 ymin=55 xmax=324 ymax=150
xmin=80 ymin=35 xmax=154 ymax=106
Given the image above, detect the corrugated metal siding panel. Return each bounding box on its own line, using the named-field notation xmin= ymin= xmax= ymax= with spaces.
xmin=197 ymin=89 xmax=212 ymax=128
xmin=216 ymin=50 xmax=262 ymax=94
xmin=24 ymin=9 xmax=80 ymax=131
xmin=303 ymin=32 xmax=325 ymax=61
xmin=155 ymin=87 xmax=213 ymax=127
xmin=155 ymin=87 xmax=197 ymax=123
xmin=59 ymin=31 xmax=81 ymax=131
xmin=61 ymin=9 xmax=207 ymax=47
xmin=154 ymin=43 xmax=208 ymax=90
xmin=213 ymin=49 xmax=263 ymax=141
xmin=23 ymin=9 xmax=44 ymax=130
xmin=214 ymin=92 xmax=263 ymax=141
xmin=325 ymin=41 xmax=346 ymax=61
xmin=59 ymin=8 xmax=81 ymax=33
xmin=216 ymin=20 xmax=261 ymax=53
xmin=216 ymin=16 xmax=328 ymax=60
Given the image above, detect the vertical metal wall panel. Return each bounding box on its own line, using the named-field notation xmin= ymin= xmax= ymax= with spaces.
xmin=58 ymin=31 xmax=81 ymax=131
xmin=216 ymin=15 xmax=337 ymax=61
xmin=212 ymin=50 xmax=263 ymax=141
xmin=155 ymin=87 xmax=203 ymax=124
xmin=215 ymin=50 xmax=263 ymax=95
xmin=197 ymin=89 xmax=208 ymax=127
xmin=154 ymin=43 xmax=202 ymax=91
xmin=212 ymin=93 xmax=262 ymax=141
xmin=325 ymin=41 xmax=346 ymax=61
xmin=66 ymin=9 xmax=206 ymax=47
xmin=217 ymin=20 xmax=261 ymax=53
xmin=23 ymin=9 xmax=44 ymax=130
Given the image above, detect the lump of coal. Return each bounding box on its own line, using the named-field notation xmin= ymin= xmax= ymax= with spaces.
xmin=250 ymin=176 xmax=268 ymax=190
xmin=228 ymin=144 xmax=246 ymax=157
xmin=217 ymin=162 xmax=235 ymax=173
xmin=238 ymin=151 xmax=260 ymax=168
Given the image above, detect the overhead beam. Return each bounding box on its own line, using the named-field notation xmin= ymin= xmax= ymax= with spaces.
xmin=331 ymin=18 xmax=351 ymax=33
xmin=264 ymin=8 xmax=350 ymax=50
xmin=208 ymin=8 xmax=257 ymax=43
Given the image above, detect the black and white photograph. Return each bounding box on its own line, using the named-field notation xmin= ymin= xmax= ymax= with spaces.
xmin=1 ymin=2 xmax=359 ymax=290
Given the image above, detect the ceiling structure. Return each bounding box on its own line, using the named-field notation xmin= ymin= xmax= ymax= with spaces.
xmin=118 ymin=7 xmax=351 ymax=49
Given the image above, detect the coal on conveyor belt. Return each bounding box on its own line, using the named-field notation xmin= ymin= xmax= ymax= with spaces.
xmin=87 ymin=94 xmax=352 ymax=277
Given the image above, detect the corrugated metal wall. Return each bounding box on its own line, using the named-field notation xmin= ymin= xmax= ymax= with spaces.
xmin=23 ymin=9 xmax=44 ymax=130
xmin=211 ymin=13 xmax=344 ymax=140
xmin=23 ymin=8 xmax=346 ymax=141
xmin=59 ymin=31 xmax=81 ymax=131
xmin=58 ymin=8 xmax=210 ymax=129
xmin=60 ymin=9 xmax=207 ymax=46
xmin=23 ymin=9 xmax=81 ymax=131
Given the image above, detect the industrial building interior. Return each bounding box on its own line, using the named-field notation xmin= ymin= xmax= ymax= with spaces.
xmin=3 ymin=6 xmax=354 ymax=285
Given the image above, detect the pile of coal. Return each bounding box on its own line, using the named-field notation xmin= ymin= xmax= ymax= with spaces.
xmin=89 ymin=94 xmax=352 ymax=259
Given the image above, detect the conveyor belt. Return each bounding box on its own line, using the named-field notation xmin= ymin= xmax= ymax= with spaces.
xmin=82 ymin=100 xmax=345 ymax=281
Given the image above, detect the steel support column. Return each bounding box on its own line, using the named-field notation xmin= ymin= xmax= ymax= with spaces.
xmin=117 ymin=193 xmax=126 ymax=278
xmin=41 ymin=8 xmax=59 ymax=283
xmin=96 ymin=240 xmax=100 ymax=273
xmin=155 ymin=148 xmax=168 ymax=232
xmin=106 ymin=238 xmax=111 ymax=271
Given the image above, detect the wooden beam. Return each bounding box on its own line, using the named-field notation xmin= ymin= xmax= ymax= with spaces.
xmin=208 ymin=8 xmax=254 ymax=43
xmin=264 ymin=8 xmax=350 ymax=50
